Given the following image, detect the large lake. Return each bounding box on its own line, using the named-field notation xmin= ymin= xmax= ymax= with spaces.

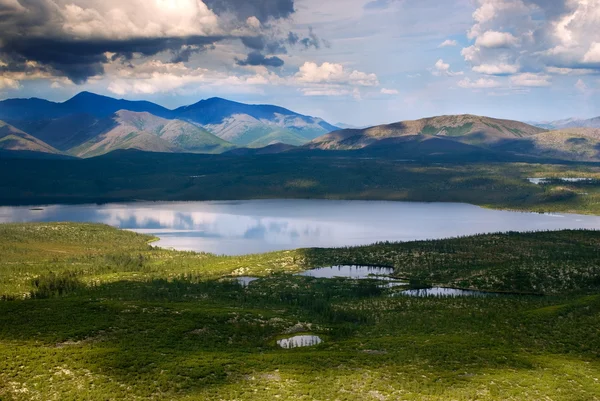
xmin=1 ymin=200 xmax=600 ymax=255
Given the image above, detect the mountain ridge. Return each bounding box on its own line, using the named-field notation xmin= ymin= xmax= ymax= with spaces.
xmin=0 ymin=92 xmax=339 ymax=149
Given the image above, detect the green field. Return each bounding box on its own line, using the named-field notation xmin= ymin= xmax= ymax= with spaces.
xmin=0 ymin=223 xmax=599 ymax=400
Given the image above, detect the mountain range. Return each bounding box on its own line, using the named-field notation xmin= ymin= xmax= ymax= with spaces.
xmin=2 ymin=91 xmax=600 ymax=163
xmin=530 ymin=117 xmax=600 ymax=130
xmin=0 ymin=92 xmax=338 ymax=157
xmin=306 ymin=114 xmax=600 ymax=162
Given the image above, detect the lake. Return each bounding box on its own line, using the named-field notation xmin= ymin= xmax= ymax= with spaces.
xmin=1 ymin=200 xmax=600 ymax=255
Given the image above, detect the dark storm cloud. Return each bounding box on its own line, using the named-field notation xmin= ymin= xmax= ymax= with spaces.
xmin=235 ymin=51 xmax=284 ymax=67
xmin=0 ymin=0 xmax=329 ymax=83
xmin=203 ymin=0 xmax=294 ymax=22
xmin=1 ymin=35 xmax=227 ymax=83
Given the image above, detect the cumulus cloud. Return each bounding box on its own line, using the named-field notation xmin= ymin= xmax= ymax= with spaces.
xmin=439 ymin=39 xmax=458 ymax=48
xmin=463 ymin=0 xmax=600 ymax=79
xmin=475 ymin=31 xmax=519 ymax=48
xmin=575 ymin=78 xmax=588 ymax=93
xmin=380 ymin=88 xmax=399 ymax=95
xmin=472 ymin=63 xmax=519 ymax=75
xmin=458 ymin=77 xmax=501 ymax=89
xmin=431 ymin=59 xmax=463 ymax=77
xmin=0 ymin=76 xmax=20 ymax=90
xmin=510 ymin=73 xmax=551 ymax=87
xmin=105 ymin=59 xmax=276 ymax=95
xmin=296 ymin=62 xmax=379 ymax=86
xmin=0 ymin=0 xmax=320 ymax=84
xmin=293 ymin=61 xmax=379 ymax=98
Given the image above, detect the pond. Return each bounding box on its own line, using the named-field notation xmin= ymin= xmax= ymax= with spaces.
xmin=528 ymin=177 xmax=595 ymax=185
xmin=277 ymin=335 xmax=323 ymax=349
xmin=400 ymin=287 xmax=501 ymax=297
xmin=2 ymin=200 xmax=600 ymax=255
xmin=298 ymin=265 xmax=395 ymax=279
xmin=232 ymin=277 xmax=258 ymax=287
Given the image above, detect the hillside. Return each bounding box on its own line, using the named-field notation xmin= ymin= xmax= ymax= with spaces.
xmin=69 ymin=111 xmax=234 ymax=158
xmin=307 ymin=115 xmax=546 ymax=150
xmin=493 ymin=128 xmax=600 ymax=161
xmin=0 ymin=93 xmax=339 ymax=150
xmin=175 ymin=97 xmax=338 ymax=147
xmin=532 ymin=116 xmax=600 ymax=130
xmin=0 ymin=121 xmax=60 ymax=154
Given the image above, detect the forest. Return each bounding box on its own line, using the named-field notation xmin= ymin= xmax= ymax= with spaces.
xmin=0 ymin=223 xmax=599 ymax=400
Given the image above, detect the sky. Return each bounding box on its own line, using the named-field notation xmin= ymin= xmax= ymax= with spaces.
xmin=1 ymin=0 xmax=600 ymax=126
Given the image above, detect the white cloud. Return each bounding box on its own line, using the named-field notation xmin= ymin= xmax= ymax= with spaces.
xmin=439 ymin=39 xmax=457 ymax=48
xmin=246 ymin=16 xmax=261 ymax=29
xmin=105 ymin=60 xmax=275 ymax=95
xmin=510 ymin=73 xmax=551 ymax=87
xmin=60 ymin=0 xmax=221 ymax=40
xmin=545 ymin=67 xmax=597 ymax=75
xmin=458 ymin=77 xmax=501 ymax=89
xmin=0 ymin=77 xmax=20 ymax=90
xmin=575 ymin=79 xmax=588 ymax=93
xmin=380 ymin=88 xmax=399 ymax=95
xmin=431 ymin=59 xmax=463 ymax=77
xmin=295 ymin=62 xmax=379 ymax=86
xmin=475 ymin=30 xmax=519 ymax=48
xmin=463 ymin=0 xmax=600 ymax=79
xmin=583 ymin=42 xmax=600 ymax=64
xmin=472 ymin=63 xmax=519 ymax=75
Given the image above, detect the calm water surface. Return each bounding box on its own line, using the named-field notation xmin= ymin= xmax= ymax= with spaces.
xmin=400 ymin=287 xmax=499 ymax=297
xmin=277 ymin=335 xmax=322 ymax=349
xmin=2 ymin=200 xmax=600 ymax=255
xmin=298 ymin=265 xmax=395 ymax=279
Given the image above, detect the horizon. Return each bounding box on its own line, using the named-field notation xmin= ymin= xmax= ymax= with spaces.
xmin=1 ymin=1 xmax=599 ymax=126
xmin=3 ymin=90 xmax=598 ymax=127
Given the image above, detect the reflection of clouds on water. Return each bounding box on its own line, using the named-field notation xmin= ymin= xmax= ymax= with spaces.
xmin=3 ymin=200 xmax=600 ymax=255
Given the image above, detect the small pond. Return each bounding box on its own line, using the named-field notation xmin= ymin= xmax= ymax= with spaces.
xmin=277 ymin=335 xmax=323 ymax=349
xmin=298 ymin=265 xmax=395 ymax=279
xmin=400 ymin=287 xmax=500 ymax=297
xmin=528 ymin=177 xmax=594 ymax=185
xmin=232 ymin=277 xmax=258 ymax=287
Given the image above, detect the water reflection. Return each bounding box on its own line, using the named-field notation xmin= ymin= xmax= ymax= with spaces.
xmin=528 ymin=177 xmax=594 ymax=185
xmin=298 ymin=265 xmax=395 ymax=279
xmin=400 ymin=287 xmax=499 ymax=297
xmin=233 ymin=277 xmax=258 ymax=287
xmin=277 ymin=335 xmax=323 ymax=349
xmin=2 ymin=200 xmax=600 ymax=255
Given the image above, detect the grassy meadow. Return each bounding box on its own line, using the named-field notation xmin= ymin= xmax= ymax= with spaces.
xmin=0 ymin=223 xmax=599 ymax=400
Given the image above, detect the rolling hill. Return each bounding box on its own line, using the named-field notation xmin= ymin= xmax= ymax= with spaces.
xmin=68 ymin=111 xmax=234 ymax=158
xmin=0 ymin=92 xmax=339 ymax=150
xmin=531 ymin=116 xmax=600 ymax=130
xmin=174 ymin=97 xmax=338 ymax=147
xmin=307 ymin=115 xmax=546 ymax=150
xmin=493 ymin=128 xmax=600 ymax=161
xmin=0 ymin=121 xmax=60 ymax=154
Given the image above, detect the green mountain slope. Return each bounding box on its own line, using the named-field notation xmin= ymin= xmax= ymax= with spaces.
xmin=308 ymin=114 xmax=546 ymax=150
xmin=0 ymin=121 xmax=60 ymax=154
xmin=493 ymin=128 xmax=600 ymax=161
xmin=69 ymin=111 xmax=235 ymax=158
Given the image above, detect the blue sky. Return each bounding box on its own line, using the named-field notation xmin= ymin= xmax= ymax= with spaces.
xmin=1 ymin=0 xmax=599 ymax=126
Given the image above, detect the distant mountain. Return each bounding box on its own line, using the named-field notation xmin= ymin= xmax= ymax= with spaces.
xmin=0 ymin=121 xmax=60 ymax=154
xmin=530 ymin=117 xmax=600 ymax=130
xmin=493 ymin=128 xmax=600 ymax=162
xmin=0 ymin=92 xmax=339 ymax=152
xmin=68 ymin=111 xmax=234 ymax=158
xmin=307 ymin=115 xmax=546 ymax=150
xmin=174 ymin=97 xmax=338 ymax=147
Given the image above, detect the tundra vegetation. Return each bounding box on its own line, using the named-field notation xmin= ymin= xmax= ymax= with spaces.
xmin=0 ymin=223 xmax=599 ymax=400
